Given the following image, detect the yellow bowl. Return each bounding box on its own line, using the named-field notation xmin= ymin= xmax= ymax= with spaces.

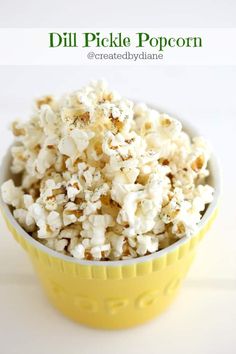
xmin=0 ymin=119 xmax=220 ymax=329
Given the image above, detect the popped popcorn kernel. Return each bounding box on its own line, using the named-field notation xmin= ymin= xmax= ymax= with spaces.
xmin=1 ymin=81 xmax=214 ymax=260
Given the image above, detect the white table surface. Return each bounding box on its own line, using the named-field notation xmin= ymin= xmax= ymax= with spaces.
xmin=0 ymin=1 xmax=236 ymax=352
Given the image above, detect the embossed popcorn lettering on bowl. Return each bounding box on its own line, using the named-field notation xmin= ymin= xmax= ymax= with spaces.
xmin=74 ymin=296 xmax=98 ymax=313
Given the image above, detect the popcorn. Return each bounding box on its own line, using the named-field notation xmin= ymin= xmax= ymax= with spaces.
xmin=109 ymin=233 xmax=125 ymax=258
xmin=81 ymin=214 xmax=114 ymax=246
xmin=10 ymin=146 xmax=27 ymax=174
xmin=1 ymin=180 xmax=23 ymax=208
xmin=47 ymin=211 xmax=62 ymax=233
xmin=1 ymin=81 xmax=214 ymax=260
xmin=63 ymin=202 xmax=80 ymax=226
xmin=58 ymin=136 xmax=78 ymax=158
xmin=13 ymin=208 xmax=35 ymax=232
xmin=71 ymin=243 xmax=85 ymax=259
xmin=136 ymin=235 xmax=159 ymax=256
xmin=36 ymin=148 xmax=56 ymax=174
xmin=55 ymin=238 xmax=68 ymax=252
xmin=90 ymin=244 xmax=111 ymax=260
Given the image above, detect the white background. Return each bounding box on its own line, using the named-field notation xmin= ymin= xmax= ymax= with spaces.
xmin=0 ymin=1 xmax=236 ymax=354
xmin=0 ymin=28 xmax=236 ymax=65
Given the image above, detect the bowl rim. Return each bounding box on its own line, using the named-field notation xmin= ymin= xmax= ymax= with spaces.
xmin=0 ymin=108 xmax=221 ymax=267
